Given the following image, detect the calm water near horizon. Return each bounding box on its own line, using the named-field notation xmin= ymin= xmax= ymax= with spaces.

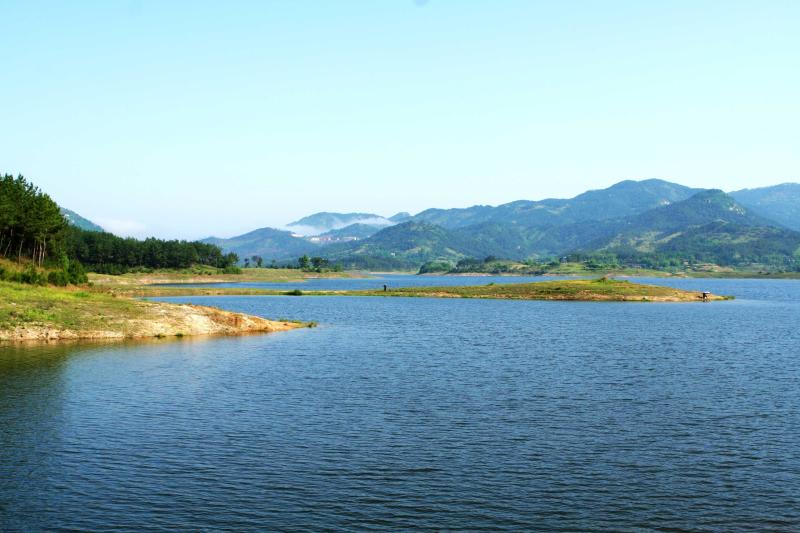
xmin=2 ymin=275 xmax=800 ymax=531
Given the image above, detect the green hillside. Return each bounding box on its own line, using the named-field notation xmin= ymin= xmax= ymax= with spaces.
xmin=287 ymin=211 xmax=392 ymax=234
xmin=388 ymin=212 xmax=412 ymax=223
xmin=60 ymin=208 xmax=104 ymax=232
xmin=731 ymin=183 xmax=800 ymax=231
xmin=576 ymin=191 xmax=800 ymax=267
xmin=318 ymin=223 xmax=384 ymax=241
xmin=328 ymin=190 xmax=800 ymax=271
xmin=412 ymin=179 xmax=698 ymax=229
xmin=202 ymin=227 xmax=319 ymax=262
xmin=656 ymin=222 xmax=800 ymax=266
xmin=196 ymin=180 xmax=800 ymax=272
xmin=323 ymin=221 xmax=483 ymax=269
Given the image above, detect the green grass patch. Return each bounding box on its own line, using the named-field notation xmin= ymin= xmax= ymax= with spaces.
xmin=351 ymin=278 xmax=725 ymax=301
xmin=0 ymin=280 xmax=144 ymax=332
xmin=121 ymin=278 xmax=732 ymax=302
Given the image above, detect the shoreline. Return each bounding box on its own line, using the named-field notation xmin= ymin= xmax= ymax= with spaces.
xmin=87 ymin=268 xmax=370 ymax=286
xmin=115 ymin=279 xmax=732 ymax=302
xmin=0 ymin=281 xmax=312 ymax=343
xmin=421 ymin=270 xmax=800 ymax=280
xmin=1 ymin=276 xmax=733 ymax=344
xmin=0 ymin=301 xmax=310 ymax=342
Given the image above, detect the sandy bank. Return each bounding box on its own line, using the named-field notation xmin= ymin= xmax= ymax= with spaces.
xmin=0 ymin=283 xmax=308 ymax=341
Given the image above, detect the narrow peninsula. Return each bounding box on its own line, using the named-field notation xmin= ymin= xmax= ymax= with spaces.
xmin=352 ymin=279 xmax=732 ymax=302
xmin=0 ymin=281 xmax=309 ymax=342
xmin=110 ymin=278 xmax=732 ymax=302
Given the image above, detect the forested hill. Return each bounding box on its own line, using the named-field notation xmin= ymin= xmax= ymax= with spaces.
xmin=0 ymin=174 xmax=65 ymax=266
xmin=198 ymin=179 xmax=800 ymax=271
xmin=202 ymin=227 xmax=319 ymax=262
xmin=321 ymin=190 xmax=800 ymax=270
xmin=0 ymin=174 xmax=237 ymax=278
xmin=318 ymin=223 xmax=385 ymax=240
xmin=568 ymin=190 xmax=800 ymax=267
xmin=321 ymin=221 xmax=489 ymax=270
xmin=287 ymin=212 xmax=393 ymax=234
xmin=410 ymin=179 xmax=699 ymax=229
xmin=63 ymin=227 xmax=238 ymax=274
xmin=9 ymin=172 xmax=798 ymax=275
xmin=730 ymin=183 xmax=800 ymax=231
xmin=60 ymin=208 xmax=104 ymax=232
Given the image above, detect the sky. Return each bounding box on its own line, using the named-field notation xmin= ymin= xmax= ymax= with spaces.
xmin=1 ymin=1 xmax=799 ymax=239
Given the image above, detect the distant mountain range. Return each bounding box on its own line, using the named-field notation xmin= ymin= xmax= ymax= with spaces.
xmin=61 ymin=208 xmax=104 ymax=232
xmin=730 ymin=183 xmax=800 ymax=231
xmin=202 ymin=227 xmax=318 ymax=262
xmin=317 ymin=223 xmax=385 ymax=241
xmin=202 ymin=180 xmax=800 ymax=270
xmin=287 ymin=212 xmax=399 ymax=235
xmin=412 ymin=179 xmax=699 ymax=229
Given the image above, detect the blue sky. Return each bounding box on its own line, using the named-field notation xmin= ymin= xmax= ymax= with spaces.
xmin=2 ymin=1 xmax=799 ymax=239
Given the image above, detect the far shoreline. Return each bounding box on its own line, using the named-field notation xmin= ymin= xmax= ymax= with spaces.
xmin=0 ymin=281 xmax=314 ymax=343
xmin=116 ymin=278 xmax=734 ymax=302
xmin=416 ymin=270 xmax=800 ymax=280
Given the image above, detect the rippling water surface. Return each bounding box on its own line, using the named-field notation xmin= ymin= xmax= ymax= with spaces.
xmin=2 ymin=276 xmax=800 ymax=531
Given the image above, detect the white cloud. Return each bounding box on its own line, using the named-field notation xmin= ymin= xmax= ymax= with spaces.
xmin=286 ymin=216 xmax=395 ymax=236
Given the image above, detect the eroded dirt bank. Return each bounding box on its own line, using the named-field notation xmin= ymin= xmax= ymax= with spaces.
xmin=0 ymin=300 xmax=306 ymax=341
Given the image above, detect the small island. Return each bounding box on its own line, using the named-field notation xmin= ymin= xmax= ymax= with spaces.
xmin=118 ymin=278 xmax=732 ymax=302
xmin=310 ymin=278 xmax=731 ymax=302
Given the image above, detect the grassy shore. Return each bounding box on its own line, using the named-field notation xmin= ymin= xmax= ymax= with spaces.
xmin=667 ymin=270 xmax=800 ymax=279
xmin=434 ymin=260 xmax=800 ymax=279
xmin=356 ymin=279 xmax=732 ymax=301
xmin=0 ymin=281 xmax=311 ymax=341
xmin=320 ymin=279 xmax=730 ymax=302
xmin=549 ymin=268 xmax=800 ymax=279
xmin=109 ymin=278 xmax=732 ymax=302
xmin=88 ymin=266 xmax=366 ymax=286
xmin=1 ymin=273 xmax=731 ymax=342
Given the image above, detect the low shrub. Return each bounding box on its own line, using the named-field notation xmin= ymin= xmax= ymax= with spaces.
xmin=67 ymin=261 xmax=89 ymax=284
xmin=20 ymin=265 xmax=47 ymax=285
xmin=48 ymin=270 xmax=70 ymax=286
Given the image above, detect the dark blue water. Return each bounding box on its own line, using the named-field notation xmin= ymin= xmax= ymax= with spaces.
xmin=2 ymin=277 xmax=800 ymax=531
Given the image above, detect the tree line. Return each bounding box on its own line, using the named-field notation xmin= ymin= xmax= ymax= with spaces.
xmin=64 ymin=227 xmax=238 ymax=274
xmin=0 ymin=174 xmax=66 ymax=266
xmin=0 ymin=174 xmax=239 ymax=280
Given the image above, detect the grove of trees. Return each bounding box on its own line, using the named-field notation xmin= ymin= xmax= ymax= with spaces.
xmin=64 ymin=227 xmax=238 ymax=273
xmin=0 ymin=174 xmax=66 ymax=266
xmin=1 ymin=174 xmax=239 ymax=280
xmin=298 ymin=255 xmax=340 ymax=272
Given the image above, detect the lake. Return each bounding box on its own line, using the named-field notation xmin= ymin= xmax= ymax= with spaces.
xmin=2 ymin=275 xmax=800 ymax=531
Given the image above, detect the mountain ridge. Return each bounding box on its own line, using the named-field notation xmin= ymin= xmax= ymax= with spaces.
xmin=202 ymin=227 xmax=318 ymax=261
xmin=287 ymin=212 xmax=394 ymax=235
xmin=60 ymin=208 xmax=104 ymax=232
xmin=204 ymin=180 xmax=800 ymax=270
xmin=730 ymin=183 xmax=800 ymax=231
